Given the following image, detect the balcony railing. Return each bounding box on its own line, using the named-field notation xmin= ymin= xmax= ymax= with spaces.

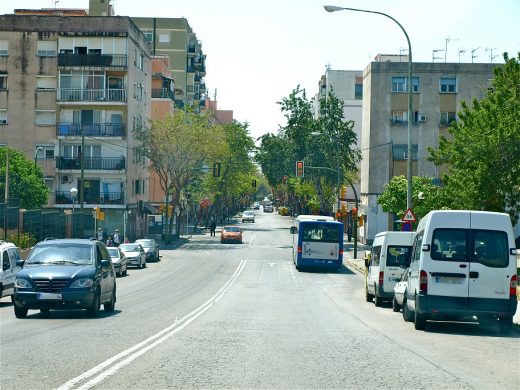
xmin=58 ymin=53 xmax=127 ymax=68
xmin=58 ymin=88 xmax=126 ymax=102
xmin=151 ymin=88 xmax=174 ymax=100
xmin=57 ymin=123 xmax=125 ymax=137
xmin=56 ymin=157 xmax=125 ymax=171
xmin=55 ymin=191 xmax=125 ymax=205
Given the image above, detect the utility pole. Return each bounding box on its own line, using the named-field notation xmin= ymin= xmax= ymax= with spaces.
xmin=80 ymin=127 xmax=85 ymax=210
xmin=4 ymin=148 xmax=8 ymax=240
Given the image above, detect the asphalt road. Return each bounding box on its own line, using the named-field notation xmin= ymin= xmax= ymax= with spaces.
xmin=1 ymin=210 xmax=519 ymax=389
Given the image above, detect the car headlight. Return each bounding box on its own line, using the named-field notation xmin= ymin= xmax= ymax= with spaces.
xmin=70 ymin=278 xmax=94 ymax=288
xmin=15 ymin=278 xmax=32 ymax=288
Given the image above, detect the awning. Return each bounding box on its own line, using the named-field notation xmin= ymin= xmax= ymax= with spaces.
xmin=142 ymin=202 xmax=159 ymax=214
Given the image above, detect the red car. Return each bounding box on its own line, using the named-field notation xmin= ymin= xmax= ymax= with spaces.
xmin=221 ymin=226 xmax=243 ymax=244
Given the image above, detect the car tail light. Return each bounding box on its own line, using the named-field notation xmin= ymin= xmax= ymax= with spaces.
xmin=339 ymin=248 xmax=343 ymax=256
xmin=379 ymin=271 xmax=384 ymax=287
xmin=419 ymin=270 xmax=428 ymax=294
xmin=297 ymin=246 xmax=302 ymax=254
xmin=510 ymin=275 xmax=517 ymax=298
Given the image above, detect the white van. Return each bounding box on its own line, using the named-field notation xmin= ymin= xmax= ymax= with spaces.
xmin=366 ymin=231 xmax=415 ymax=306
xmin=0 ymin=241 xmax=22 ymax=301
xmin=404 ymin=210 xmax=518 ymax=333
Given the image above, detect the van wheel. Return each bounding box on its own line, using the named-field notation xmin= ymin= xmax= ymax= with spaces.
xmin=365 ymin=286 xmax=373 ymax=302
xmin=402 ymin=299 xmax=413 ymax=322
xmin=498 ymin=316 xmax=513 ymax=334
xmin=392 ymin=297 xmax=400 ymax=312
xmin=374 ymin=287 xmax=382 ymax=307
xmin=14 ymin=305 xmax=28 ymax=318
xmin=414 ymin=309 xmax=427 ymax=330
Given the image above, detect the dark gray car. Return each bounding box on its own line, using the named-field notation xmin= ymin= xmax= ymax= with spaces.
xmin=13 ymin=238 xmax=116 ymax=318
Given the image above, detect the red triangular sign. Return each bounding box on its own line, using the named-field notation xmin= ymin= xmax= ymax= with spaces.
xmin=402 ymin=208 xmax=416 ymax=222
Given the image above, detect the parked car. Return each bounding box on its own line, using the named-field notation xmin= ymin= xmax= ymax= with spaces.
xmin=366 ymin=231 xmax=414 ymax=306
xmin=253 ymin=202 xmax=260 ymax=210
xmin=264 ymin=204 xmax=274 ymax=213
xmin=404 ymin=210 xmax=518 ymax=333
xmin=107 ymin=246 xmax=128 ymax=277
xmin=393 ymin=268 xmax=409 ymax=313
xmin=242 ymin=211 xmax=255 ymax=223
xmin=119 ymin=243 xmax=146 ymax=269
xmin=0 ymin=241 xmax=22 ymax=301
xmin=13 ymin=238 xmax=116 ymax=318
xmin=221 ymin=226 xmax=243 ymax=244
xmin=135 ymin=239 xmax=160 ymax=262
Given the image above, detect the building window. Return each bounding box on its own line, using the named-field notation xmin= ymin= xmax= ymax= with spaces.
xmin=391 ymin=76 xmax=419 ymax=93
xmin=440 ymin=77 xmax=457 ymax=93
xmin=36 ymin=76 xmax=57 ymax=90
xmin=392 ymin=144 xmax=418 ymax=160
xmin=354 ymin=83 xmax=363 ymax=100
xmin=410 ymin=77 xmax=420 ymax=92
xmin=0 ymin=74 xmax=7 ymax=90
xmin=440 ymin=112 xmax=457 ymax=127
xmin=36 ymin=41 xmax=57 ymax=57
xmin=36 ymin=110 xmax=56 ymax=126
xmin=0 ymin=110 xmax=7 ymax=125
xmin=0 ymin=40 xmax=8 ymax=56
xmin=43 ymin=177 xmax=54 ymax=194
xmin=391 ymin=110 xmax=407 ymax=125
xmin=158 ymin=33 xmax=170 ymax=43
xmin=36 ymin=145 xmax=55 ymax=159
xmin=135 ymin=179 xmax=141 ymax=195
xmin=142 ymin=31 xmax=154 ymax=42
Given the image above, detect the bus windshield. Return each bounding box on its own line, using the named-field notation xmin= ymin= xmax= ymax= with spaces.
xmin=302 ymin=225 xmax=340 ymax=243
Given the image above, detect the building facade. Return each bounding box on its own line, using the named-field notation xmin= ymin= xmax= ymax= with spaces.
xmin=0 ymin=14 xmax=151 ymax=238
xmin=360 ymin=57 xmax=496 ymax=243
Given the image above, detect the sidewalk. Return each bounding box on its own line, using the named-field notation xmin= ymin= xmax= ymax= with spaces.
xmin=342 ymin=240 xmax=520 ymax=330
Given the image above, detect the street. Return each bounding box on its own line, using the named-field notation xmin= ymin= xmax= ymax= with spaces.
xmin=1 ymin=210 xmax=519 ymax=389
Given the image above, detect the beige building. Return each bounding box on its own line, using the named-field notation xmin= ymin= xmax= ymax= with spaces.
xmin=360 ymin=55 xmax=496 ymax=243
xmin=0 ymin=13 xmax=151 ymax=238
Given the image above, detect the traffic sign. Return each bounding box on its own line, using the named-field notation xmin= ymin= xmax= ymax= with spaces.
xmin=401 ymin=208 xmax=416 ymax=222
xmin=401 ymin=222 xmax=412 ymax=231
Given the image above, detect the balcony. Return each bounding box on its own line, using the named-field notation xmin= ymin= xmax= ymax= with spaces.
xmin=57 ymin=123 xmax=125 ymax=137
xmin=58 ymin=88 xmax=126 ymax=102
xmin=389 ymin=119 xmax=408 ymax=126
xmin=56 ymin=157 xmax=125 ymax=171
xmin=58 ymin=53 xmax=127 ymax=68
xmin=55 ymin=191 xmax=125 ymax=205
xmin=151 ymin=88 xmax=174 ymax=100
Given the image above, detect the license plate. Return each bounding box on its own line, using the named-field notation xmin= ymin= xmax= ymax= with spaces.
xmin=435 ymin=276 xmax=463 ymax=284
xmin=37 ymin=292 xmax=62 ymax=300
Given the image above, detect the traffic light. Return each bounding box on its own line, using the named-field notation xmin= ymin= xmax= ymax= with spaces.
xmin=252 ymin=179 xmax=257 ymax=188
xmin=212 ymin=162 xmax=221 ymax=177
xmin=296 ymin=161 xmax=304 ymax=178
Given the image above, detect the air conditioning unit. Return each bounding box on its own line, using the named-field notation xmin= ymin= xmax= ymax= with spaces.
xmin=418 ymin=114 xmax=427 ymax=122
xmin=61 ymin=175 xmax=71 ymax=183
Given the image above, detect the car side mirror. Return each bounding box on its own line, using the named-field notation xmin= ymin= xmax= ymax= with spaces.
xmin=100 ymin=259 xmax=111 ymax=267
xmin=510 ymin=248 xmax=519 ymax=256
xmin=16 ymin=259 xmax=25 ymax=267
xmin=290 ymin=226 xmax=296 ymax=234
xmin=364 ymin=258 xmax=370 ymax=268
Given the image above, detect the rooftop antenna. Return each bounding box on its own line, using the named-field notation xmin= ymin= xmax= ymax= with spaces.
xmin=399 ymin=46 xmax=408 ymax=60
xmin=458 ymin=48 xmax=466 ymax=63
xmin=445 ymin=37 xmax=458 ymax=62
xmin=54 ymin=0 xmax=59 ymax=9
xmin=485 ymin=48 xmax=497 ymax=63
xmin=432 ymin=49 xmax=444 ymax=63
xmin=471 ymin=47 xmax=481 ymax=63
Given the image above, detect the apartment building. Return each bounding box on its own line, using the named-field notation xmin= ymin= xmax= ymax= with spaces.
xmin=0 ymin=13 xmax=151 ymax=237
xmin=311 ymin=69 xmax=363 ymax=214
xmin=360 ymin=55 xmax=496 ymax=243
xmin=131 ymin=17 xmax=207 ymax=110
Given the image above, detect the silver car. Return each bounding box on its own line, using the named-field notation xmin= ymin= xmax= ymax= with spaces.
xmin=119 ymin=243 xmax=146 ymax=269
xmin=135 ymin=239 xmax=160 ymax=262
xmin=107 ymin=247 xmax=128 ymax=277
xmin=242 ymin=211 xmax=255 ymax=223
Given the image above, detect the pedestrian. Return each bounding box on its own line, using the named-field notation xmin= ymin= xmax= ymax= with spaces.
xmin=106 ymin=235 xmax=115 ymax=247
xmin=124 ymin=236 xmax=129 ymax=244
xmin=113 ymin=229 xmax=121 ymax=246
xmin=97 ymin=227 xmax=104 ymax=242
xmin=210 ymin=219 xmax=217 ymax=237
xmin=347 ymin=225 xmax=352 ymax=242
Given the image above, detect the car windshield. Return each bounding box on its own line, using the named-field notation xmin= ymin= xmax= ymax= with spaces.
xmin=107 ymin=248 xmax=119 ymax=257
xmin=26 ymin=244 xmax=93 ymax=265
xmin=135 ymin=240 xmax=153 ymax=248
xmin=244 ymin=212 xmax=253 ymax=216
xmin=225 ymin=227 xmax=240 ymax=232
xmin=120 ymin=244 xmax=140 ymax=252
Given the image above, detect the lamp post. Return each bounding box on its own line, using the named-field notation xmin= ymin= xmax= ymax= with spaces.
xmin=34 ymin=146 xmax=43 ymax=168
xmin=324 ymin=5 xmax=413 ymax=210
xmin=70 ymin=187 xmax=78 ymax=237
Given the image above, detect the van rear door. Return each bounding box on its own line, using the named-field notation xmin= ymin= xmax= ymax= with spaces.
xmin=427 ymin=223 xmax=471 ymax=311
xmin=468 ymin=213 xmax=513 ymax=313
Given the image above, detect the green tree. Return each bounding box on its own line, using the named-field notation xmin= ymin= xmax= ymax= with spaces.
xmin=429 ymin=53 xmax=520 ymax=222
xmin=0 ymin=148 xmax=48 ymax=209
xmin=377 ymin=175 xmax=447 ymax=222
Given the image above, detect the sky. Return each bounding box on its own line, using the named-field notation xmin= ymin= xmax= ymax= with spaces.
xmin=2 ymin=0 xmax=519 ymax=140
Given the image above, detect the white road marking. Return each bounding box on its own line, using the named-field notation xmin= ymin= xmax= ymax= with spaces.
xmin=248 ymin=234 xmax=255 ymax=246
xmin=57 ymin=260 xmax=247 ymax=390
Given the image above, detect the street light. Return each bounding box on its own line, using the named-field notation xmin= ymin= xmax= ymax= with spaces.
xmin=324 ymin=5 xmax=414 ymax=210
xmin=70 ymin=187 xmax=78 ymax=238
xmin=34 ymin=146 xmax=43 ymax=168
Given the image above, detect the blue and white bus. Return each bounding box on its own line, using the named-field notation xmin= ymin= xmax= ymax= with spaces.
xmin=290 ymin=215 xmax=344 ymax=271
